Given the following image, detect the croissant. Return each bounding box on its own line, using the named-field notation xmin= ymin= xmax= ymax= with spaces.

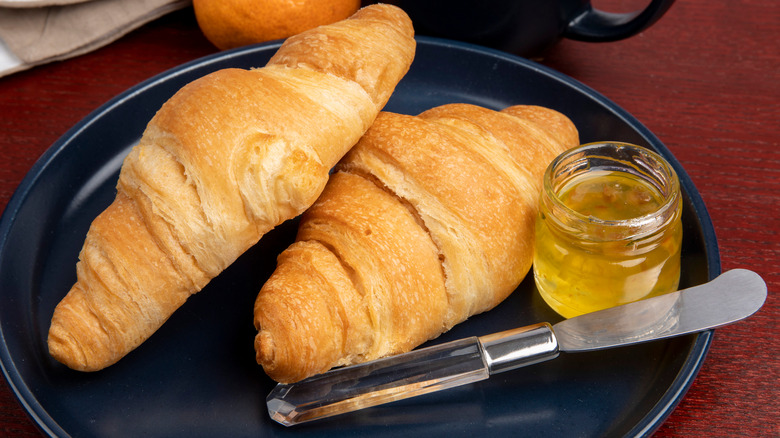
xmin=47 ymin=4 xmax=415 ymax=372
xmin=253 ymin=103 xmax=579 ymax=383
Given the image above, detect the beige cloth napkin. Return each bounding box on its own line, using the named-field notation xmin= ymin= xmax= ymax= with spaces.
xmin=0 ymin=0 xmax=94 ymax=7
xmin=0 ymin=0 xmax=191 ymax=77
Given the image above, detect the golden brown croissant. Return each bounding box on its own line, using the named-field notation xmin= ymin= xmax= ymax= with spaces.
xmin=253 ymin=103 xmax=579 ymax=383
xmin=47 ymin=4 xmax=415 ymax=372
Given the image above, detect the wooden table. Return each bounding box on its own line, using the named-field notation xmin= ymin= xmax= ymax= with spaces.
xmin=1 ymin=1 xmax=777 ymax=436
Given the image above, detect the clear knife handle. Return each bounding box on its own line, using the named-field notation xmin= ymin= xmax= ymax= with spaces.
xmin=267 ymin=323 xmax=559 ymax=426
xmin=267 ymin=337 xmax=487 ymax=426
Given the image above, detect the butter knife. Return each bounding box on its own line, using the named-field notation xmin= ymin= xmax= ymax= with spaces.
xmin=267 ymin=268 xmax=766 ymax=426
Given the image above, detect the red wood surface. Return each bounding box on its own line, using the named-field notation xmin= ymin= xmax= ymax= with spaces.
xmin=1 ymin=1 xmax=777 ymax=436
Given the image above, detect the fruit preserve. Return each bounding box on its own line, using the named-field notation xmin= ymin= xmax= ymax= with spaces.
xmin=533 ymin=142 xmax=683 ymax=318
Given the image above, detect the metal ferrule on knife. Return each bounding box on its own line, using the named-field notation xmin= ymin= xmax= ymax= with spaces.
xmin=479 ymin=323 xmax=559 ymax=374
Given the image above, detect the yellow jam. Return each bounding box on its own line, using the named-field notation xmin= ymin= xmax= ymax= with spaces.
xmin=559 ymin=171 xmax=664 ymax=221
xmin=533 ymin=144 xmax=682 ymax=318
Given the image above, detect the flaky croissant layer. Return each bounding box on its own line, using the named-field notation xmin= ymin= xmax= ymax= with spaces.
xmin=48 ymin=4 xmax=415 ymax=371
xmin=254 ymin=103 xmax=579 ymax=383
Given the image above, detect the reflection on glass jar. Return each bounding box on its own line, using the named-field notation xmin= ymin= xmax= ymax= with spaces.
xmin=533 ymin=142 xmax=683 ymax=318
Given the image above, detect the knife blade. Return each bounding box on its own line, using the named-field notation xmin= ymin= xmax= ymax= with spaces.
xmin=266 ymin=269 xmax=766 ymax=426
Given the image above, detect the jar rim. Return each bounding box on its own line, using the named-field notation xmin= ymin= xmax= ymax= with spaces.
xmin=542 ymin=142 xmax=681 ymax=239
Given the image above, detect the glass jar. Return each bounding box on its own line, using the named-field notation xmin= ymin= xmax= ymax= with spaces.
xmin=533 ymin=142 xmax=683 ymax=318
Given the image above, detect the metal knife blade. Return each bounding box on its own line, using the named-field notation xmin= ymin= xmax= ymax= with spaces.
xmin=552 ymin=268 xmax=767 ymax=352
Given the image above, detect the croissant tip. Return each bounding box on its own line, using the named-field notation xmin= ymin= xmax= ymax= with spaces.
xmin=255 ymin=331 xmax=275 ymax=365
xmin=48 ymin=321 xmax=115 ymax=372
xmin=47 ymin=336 xmax=87 ymax=372
xmin=256 ymin=332 xmax=300 ymax=383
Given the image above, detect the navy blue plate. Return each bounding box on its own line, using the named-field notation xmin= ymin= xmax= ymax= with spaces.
xmin=0 ymin=37 xmax=719 ymax=437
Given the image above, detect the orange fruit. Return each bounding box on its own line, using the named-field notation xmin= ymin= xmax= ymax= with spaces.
xmin=193 ymin=0 xmax=362 ymax=50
